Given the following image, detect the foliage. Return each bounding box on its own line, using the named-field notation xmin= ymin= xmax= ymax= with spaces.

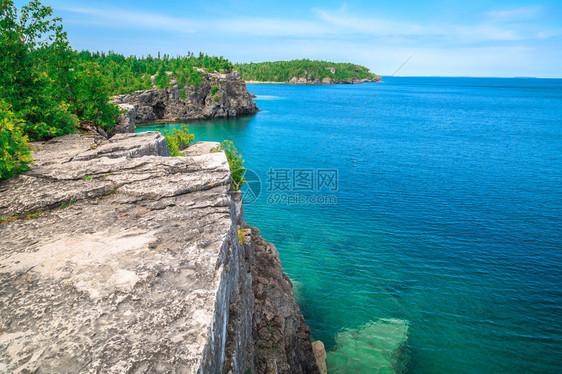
xmin=154 ymin=68 xmax=171 ymax=89
xmin=0 ymin=100 xmax=32 ymax=181
xmin=221 ymin=140 xmax=246 ymax=191
xmin=76 ymin=51 xmax=233 ymax=95
xmin=0 ymin=0 xmax=80 ymax=141
xmin=213 ymin=94 xmax=220 ymax=102
xmin=234 ymin=59 xmax=380 ymax=82
xmin=0 ymin=0 xmax=124 ymax=180
xmin=70 ymin=62 xmax=119 ymax=132
xmin=211 ymin=85 xmax=219 ymax=95
xmin=158 ymin=125 xmax=195 ymax=156
xmin=0 ymin=0 xmax=236 ymax=181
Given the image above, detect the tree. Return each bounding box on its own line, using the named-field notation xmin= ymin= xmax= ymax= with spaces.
xmin=0 ymin=0 xmax=79 ymax=141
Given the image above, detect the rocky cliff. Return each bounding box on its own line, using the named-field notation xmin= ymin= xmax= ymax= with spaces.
xmin=0 ymin=132 xmax=321 ymax=373
xmin=111 ymin=70 xmax=259 ymax=125
xmin=287 ymin=76 xmax=381 ymax=85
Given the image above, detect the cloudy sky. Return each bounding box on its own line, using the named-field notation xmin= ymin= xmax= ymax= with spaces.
xmin=16 ymin=0 xmax=562 ymax=77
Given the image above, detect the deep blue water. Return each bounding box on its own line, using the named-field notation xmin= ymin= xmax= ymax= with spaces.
xmin=138 ymin=77 xmax=562 ymax=373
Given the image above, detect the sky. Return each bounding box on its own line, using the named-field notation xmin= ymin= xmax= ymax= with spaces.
xmin=15 ymin=0 xmax=562 ymax=77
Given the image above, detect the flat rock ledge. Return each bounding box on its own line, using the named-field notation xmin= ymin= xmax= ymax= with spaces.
xmin=0 ymin=132 xmax=319 ymax=373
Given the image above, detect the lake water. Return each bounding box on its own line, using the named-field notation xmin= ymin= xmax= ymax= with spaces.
xmin=137 ymin=77 xmax=562 ymax=373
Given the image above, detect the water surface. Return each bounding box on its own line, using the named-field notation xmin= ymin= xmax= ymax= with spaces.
xmin=138 ymin=77 xmax=562 ymax=373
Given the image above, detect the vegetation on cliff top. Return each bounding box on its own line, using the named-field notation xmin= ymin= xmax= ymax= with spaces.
xmin=77 ymin=51 xmax=234 ymax=94
xmin=0 ymin=0 xmax=119 ymax=180
xmin=157 ymin=125 xmax=194 ymax=157
xmin=234 ymin=59 xmax=379 ymax=82
xmin=0 ymin=0 xmax=236 ymax=181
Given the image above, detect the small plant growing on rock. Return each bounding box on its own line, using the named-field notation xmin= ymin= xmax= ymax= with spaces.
xmin=211 ymin=85 xmax=219 ymax=95
xmin=213 ymin=94 xmax=220 ymax=102
xmin=158 ymin=125 xmax=195 ymax=156
xmin=59 ymin=200 xmax=77 ymax=209
xmin=238 ymin=229 xmax=247 ymax=245
xmin=220 ymin=140 xmax=246 ymax=191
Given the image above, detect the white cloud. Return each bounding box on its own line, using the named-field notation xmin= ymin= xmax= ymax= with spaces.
xmin=61 ymin=7 xmax=198 ymax=33
xmin=313 ymin=8 xmax=524 ymax=43
xmin=483 ymin=7 xmax=544 ymax=19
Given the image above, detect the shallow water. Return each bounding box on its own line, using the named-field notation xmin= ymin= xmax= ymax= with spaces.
xmin=138 ymin=77 xmax=562 ymax=373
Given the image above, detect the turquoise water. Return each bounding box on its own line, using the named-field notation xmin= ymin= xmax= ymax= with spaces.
xmin=137 ymin=77 xmax=562 ymax=373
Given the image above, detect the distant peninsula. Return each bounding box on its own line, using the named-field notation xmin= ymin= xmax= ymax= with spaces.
xmin=235 ymin=59 xmax=381 ymax=85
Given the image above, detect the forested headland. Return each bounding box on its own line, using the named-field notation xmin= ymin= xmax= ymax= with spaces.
xmin=234 ymin=59 xmax=380 ymax=82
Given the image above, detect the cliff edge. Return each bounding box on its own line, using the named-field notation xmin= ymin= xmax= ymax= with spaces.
xmin=0 ymin=133 xmax=320 ymax=373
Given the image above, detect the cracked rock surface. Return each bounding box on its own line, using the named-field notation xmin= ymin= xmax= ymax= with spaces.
xmin=0 ymin=132 xmax=251 ymax=373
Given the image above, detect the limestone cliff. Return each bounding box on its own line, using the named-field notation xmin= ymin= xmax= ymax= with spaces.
xmin=111 ymin=70 xmax=259 ymax=125
xmin=0 ymin=132 xmax=320 ymax=373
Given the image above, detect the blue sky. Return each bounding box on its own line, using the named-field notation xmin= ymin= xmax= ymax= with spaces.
xmin=16 ymin=0 xmax=562 ymax=77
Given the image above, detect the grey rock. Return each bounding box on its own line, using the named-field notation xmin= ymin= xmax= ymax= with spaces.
xmin=0 ymin=132 xmax=319 ymax=374
xmin=112 ymin=71 xmax=259 ymax=125
xmin=112 ymin=103 xmax=136 ymax=134
xmin=0 ymin=133 xmax=251 ymax=373
xmin=182 ymin=141 xmax=221 ymax=157
xmin=248 ymin=226 xmax=321 ymax=374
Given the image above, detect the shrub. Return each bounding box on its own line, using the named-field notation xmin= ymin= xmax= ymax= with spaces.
xmin=221 ymin=140 xmax=246 ymax=191
xmin=0 ymin=101 xmax=32 ymax=181
xmin=213 ymin=94 xmax=220 ymax=102
xmin=158 ymin=124 xmax=194 ymax=156
xmin=211 ymin=85 xmax=219 ymax=95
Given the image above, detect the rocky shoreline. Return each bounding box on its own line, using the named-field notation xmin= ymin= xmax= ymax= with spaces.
xmin=112 ymin=70 xmax=259 ymax=126
xmin=0 ymin=131 xmax=324 ymax=373
xmin=246 ymin=76 xmax=381 ymax=85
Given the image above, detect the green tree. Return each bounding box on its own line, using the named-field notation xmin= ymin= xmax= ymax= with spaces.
xmin=154 ymin=68 xmax=170 ymax=89
xmin=0 ymin=0 xmax=79 ymax=141
xmin=70 ymin=62 xmax=119 ymax=133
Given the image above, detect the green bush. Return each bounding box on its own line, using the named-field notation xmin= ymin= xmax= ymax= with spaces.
xmin=211 ymin=85 xmax=219 ymax=95
xmin=158 ymin=125 xmax=194 ymax=156
xmin=221 ymin=140 xmax=246 ymax=191
xmin=213 ymin=94 xmax=220 ymax=102
xmin=0 ymin=101 xmax=32 ymax=181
